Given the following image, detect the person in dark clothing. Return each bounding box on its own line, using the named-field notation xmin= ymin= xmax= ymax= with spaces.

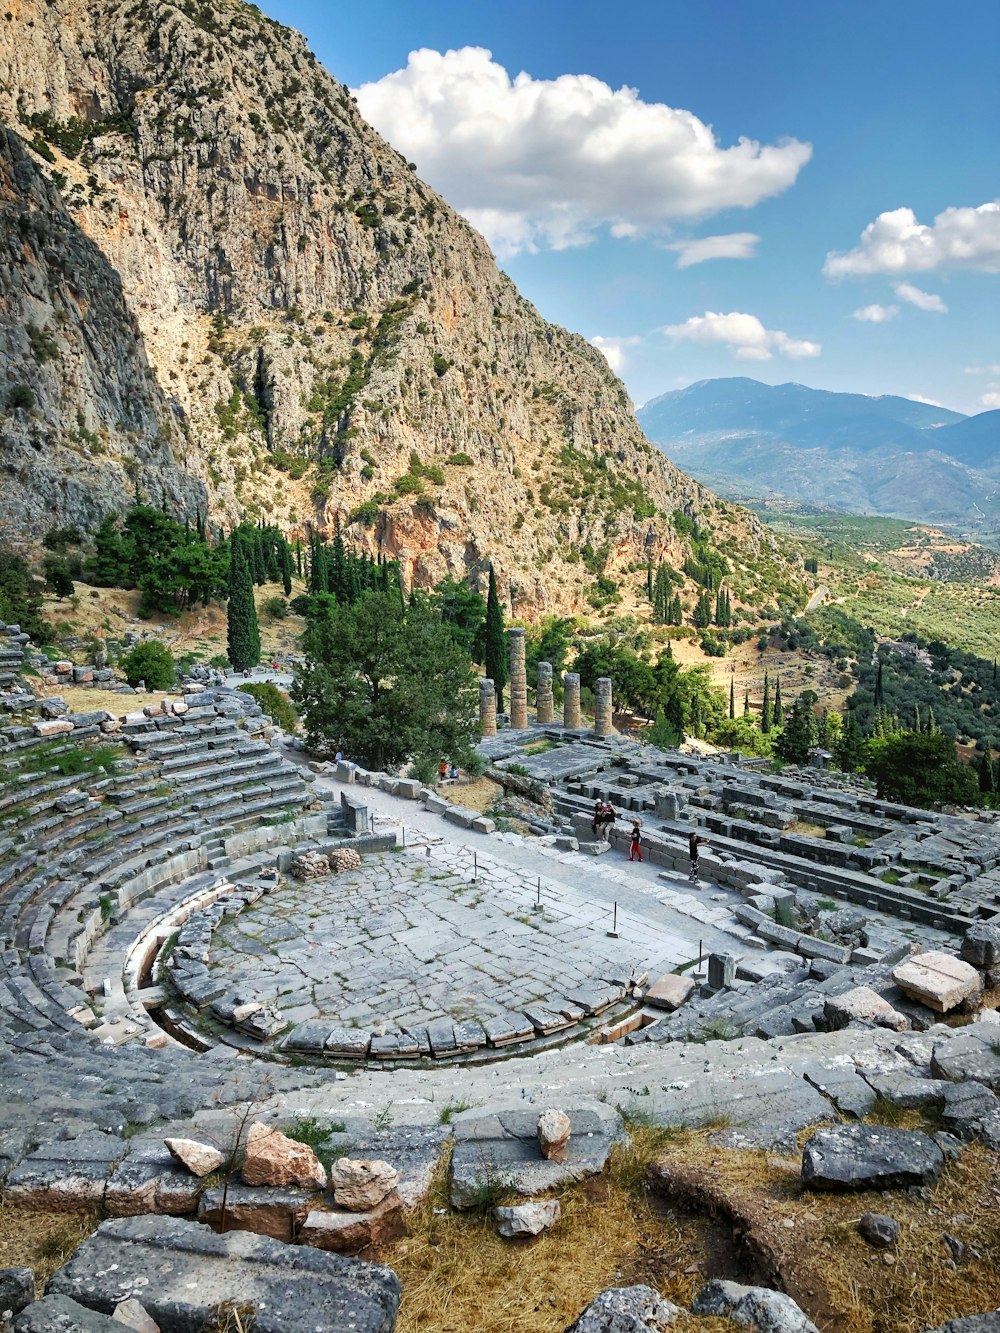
xmin=688 ymin=830 xmax=708 ymax=882
xmin=599 ymin=802 xmax=617 ymax=842
xmin=629 ymin=821 xmax=643 ymax=862
xmin=591 ymin=799 xmax=603 ymax=839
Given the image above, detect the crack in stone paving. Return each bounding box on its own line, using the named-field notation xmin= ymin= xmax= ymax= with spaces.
xmin=204 ymin=849 xmax=687 ymax=1033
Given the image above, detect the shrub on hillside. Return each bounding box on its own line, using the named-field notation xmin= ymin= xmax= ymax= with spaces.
xmin=119 ymin=640 xmax=176 ymax=690
xmin=238 ymin=682 xmax=298 ymax=733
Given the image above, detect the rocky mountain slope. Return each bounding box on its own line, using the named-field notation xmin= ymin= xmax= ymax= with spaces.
xmin=639 ymin=378 xmax=1000 ymax=536
xmin=0 ymin=0 xmax=794 ymax=613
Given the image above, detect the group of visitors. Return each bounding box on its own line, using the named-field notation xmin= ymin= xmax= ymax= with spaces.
xmin=594 ymin=798 xmax=709 ymax=877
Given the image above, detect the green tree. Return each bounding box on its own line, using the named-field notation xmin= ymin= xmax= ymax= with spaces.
xmin=119 ymin=640 xmax=175 ymax=690
xmin=87 ymin=515 xmax=133 ymax=586
xmin=280 ymin=542 xmax=294 ymax=597
xmin=761 ymin=672 xmax=772 ymax=733
xmin=0 ymin=547 xmax=49 ymax=641
xmin=238 ymin=682 xmax=298 ymax=732
xmin=292 ymin=591 xmax=479 ymax=772
xmin=866 ymin=731 xmax=978 ymax=809
xmin=743 ymin=687 xmax=751 ymax=718
xmin=483 ymin=567 xmax=508 ymax=711
xmin=776 ymin=694 xmax=818 ymax=764
xmin=227 ymin=538 xmax=260 ymax=671
xmin=729 ymin=675 xmax=735 ymax=719
xmin=433 ymin=577 xmax=486 ymax=657
xmin=835 ymin=711 xmax=868 ymax=773
xmin=42 ymin=553 xmax=74 ymax=600
xmin=978 ymin=747 xmax=997 ymax=794
xmin=773 ymin=676 xmax=784 ymax=727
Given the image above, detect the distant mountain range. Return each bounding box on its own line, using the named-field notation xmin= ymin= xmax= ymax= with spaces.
xmin=638 ymin=378 xmax=1000 ymax=533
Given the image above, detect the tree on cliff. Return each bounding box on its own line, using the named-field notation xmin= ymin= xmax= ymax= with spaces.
xmin=292 ymin=591 xmax=479 ymax=776
xmin=483 ymin=567 xmax=508 ymax=712
xmin=227 ymin=537 xmax=260 ymax=672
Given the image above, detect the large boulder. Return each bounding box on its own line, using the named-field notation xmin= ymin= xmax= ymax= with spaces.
xmin=241 ymin=1123 xmax=326 ymax=1190
xmin=802 ymin=1124 xmax=944 ymax=1191
xmin=892 ymin=952 xmax=983 ymax=1013
xmin=824 ymin=986 xmax=908 ymax=1032
xmin=692 ymin=1280 xmax=819 ymax=1332
xmin=566 ymin=1285 xmax=681 ymax=1331
xmin=47 ymin=1217 xmax=400 ymax=1332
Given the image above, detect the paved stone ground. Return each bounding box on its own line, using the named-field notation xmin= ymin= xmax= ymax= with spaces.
xmin=205 ymin=849 xmax=685 ymax=1033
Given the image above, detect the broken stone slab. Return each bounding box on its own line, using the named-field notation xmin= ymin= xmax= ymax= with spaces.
xmin=492 ymin=1200 xmax=561 ymax=1238
xmin=46 ymin=1215 xmax=402 ymax=1333
xmin=4 ymin=1132 xmax=125 ymax=1207
xmin=537 ymin=1109 xmax=571 ymax=1163
xmin=931 ymin=1029 xmax=1000 ymax=1090
xmin=299 ymin=1195 xmax=405 ymax=1254
xmin=692 ymin=1279 xmax=819 ymax=1332
xmin=197 ymin=1183 xmax=312 ymax=1243
xmin=566 ymin=1285 xmax=681 ymax=1332
xmin=450 ymin=1103 xmax=622 ymax=1209
xmin=241 ymin=1122 xmax=326 ymax=1191
xmin=105 ymin=1141 xmax=202 ymax=1217
xmin=645 ymin=973 xmax=695 ymax=1011
xmin=329 ymin=1158 xmax=399 ymax=1211
xmin=13 ymin=1295 xmax=125 ymax=1332
xmin=892 ymin=952 xmax=983 ymax=1013
xmin=824 ymin=986 xmax=909 ymax=1032
xmin=163 ymin=1138 xmax=224 ymax=1178
xmin=802 ymin=1124 xmax=944 ymax=1191
xmin=797 ymin=1062 xmax=877 ymax=1120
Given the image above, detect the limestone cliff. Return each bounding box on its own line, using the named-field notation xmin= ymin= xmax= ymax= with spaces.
xmin=0 ymin=0 xmax=796 ymax=612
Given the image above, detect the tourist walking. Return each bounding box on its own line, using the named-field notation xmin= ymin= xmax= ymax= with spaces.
xmin=629 ymin=821 xmax=643 ymax=862
xmin=599 ymin=801 xmax=617 ymax=842
xmin=591 ymin=799 xmax=603 ymax=839
xmin=688 ymin=830 xmax=708 ymax=883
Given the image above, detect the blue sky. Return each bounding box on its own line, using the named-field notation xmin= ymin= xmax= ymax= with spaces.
xmin=263 ymin=0 xmax=999 ymax=415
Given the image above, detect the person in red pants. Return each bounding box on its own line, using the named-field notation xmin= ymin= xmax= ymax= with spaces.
xmin=629 ymin=821 xmax=643 ymax=862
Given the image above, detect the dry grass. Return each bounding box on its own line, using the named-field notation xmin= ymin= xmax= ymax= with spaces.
xmin=34 ymin=685 xmax=171 ymax=716
xmin=381 ymin=1133 xmax=738 ymax=1333
xmin=789 ymin=819 xmax=829 ymax=840
xmin=449 ymin=777 xmax=502 ymax=814
xmin=0 ymin=1201 xmax=99 ymax=1294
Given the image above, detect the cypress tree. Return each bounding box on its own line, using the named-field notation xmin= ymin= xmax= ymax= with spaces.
xmin=994 ymin=658 xmax=997 ymax=685
xmin=331 ymin=531 xmax=347 ymax=602
xmin=773 ymin=676 xmax=783 ymax=727
xmin=227 ymin=537 xmax=260 ymax=671
xmin=873 ymin=660 xmax=884 ymax=708
xmin=646 ymin=559 xmax=653 ymax=602
xmin=280 ymin=542 xmax=293 ymax=597
xmin=761 ymin=673 xmax=772 ymax=733
xmin=295 ymin=539 xmax=303 ymax=578
xmin=196 ymin=510 xmax=206 ymax=542
xmin=743 ymin=688 xmax=751 ymax=718
xmin=729 ymin=675 xmax=735 ymax=720
xmin=484 ymin=567 xmax=508 ymax=711
xmin=265 ymin=536 xmax=280 ymax=583
xmin=978 ymin=748 xmax=996 ymax=794
xmin=251 ymin=529 xmax=267 ymax=585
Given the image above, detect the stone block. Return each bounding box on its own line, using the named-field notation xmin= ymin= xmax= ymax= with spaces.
xmin=645 ymin=973 xmax=696 ymax=1011
xmin=823 ymin=986 xmax=908 ymax=1031
xmin=13 ymin=1296 xmax=124 ymax=1331
xmin=471 ymin=816 xmax=496 ymax=834
xmin=802 ymin=1124 xmax=944 ymax=1191
xmin=567 ymin=1286 xmax=681 ymax=1333
xmin=961 ymin=923 xmax=1000 ymax=970
xmin=892 ymin=952 xmax=983 ymax=1013
xmin=197 ymin=1183 xmax=312 ymax=1242
xmin=394 ymin=778 xmax=421 ymax=799
xmin=46 ymin=1216 xmax=401 ymax=1332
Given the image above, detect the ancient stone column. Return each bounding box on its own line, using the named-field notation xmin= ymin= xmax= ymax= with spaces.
xmin=508 ymin=628 xmax=528 ymax=730
xmin=535 ymin=661 xmax=554 ymax=725
xmin=563 ymin=672 xmax=581 ymax=730
xmin=479 ymin=678 xmax=497 ymax=737
xmin=593 ymin=677 xmax=613 ymax=736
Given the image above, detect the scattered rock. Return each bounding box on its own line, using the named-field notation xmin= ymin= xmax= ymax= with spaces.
xmin=329 ymin=1159 xmax=399 ymax=1212
xmin=919 ymin=1315 xmax=1000 ymax=1332
xmin=0 ymin=1269 xmax=34 ymax=1319
xmin=892 ymin=952 xmax=983 ymax=1013
xmin=241 ymin=1123 xmax=326 ymax=1191
xmin=538 ymin=1109 xmax=571 ymax=1163
xmin=492 ymin=1200 xmax=561 ymax=1238
xmin=692 ymin=1279 xmax=819 ymax=1332
xmin=824 ymin=986 xmax=908 ymax=1031
xmin=566 ymin=1284 xmax=681 ymax=1331
xmin=802 ymin=1124 xmax=944 ymax=1191
xmin=13 ymin=1295 xmax=123 ymax=1331
xmin=111 ymin=1299 xmax=159 ymax=1331
xmin=857 ymin=1213 xmax=900 ymax=1248
xmin=960 ymin=923 xmax=1000 ymax=970
xmin=163 ymin=1138 xmax=224 ymax=1178
xmin=291 ymin=850 xmax=330 ymax=881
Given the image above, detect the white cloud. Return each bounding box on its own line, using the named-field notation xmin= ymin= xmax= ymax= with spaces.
xmin=983 ymin=393 xmax=1000 ymax=410
xmin=907 ymin=393 xmax=945 ymax=407
xmin=824 ymin=200 xmax=1000 ymax=276
xmin=852 ymin=303 xmax=898 ymax=323
xmin=355 ymin=48 xmax=811 ymax=256
xmin=666 ymin=232 xmax=760 ymax=269
xmin=894 ymin=282 xmax=948 ymax=313
xmin=590 ymin=335 xmax=640 ymax=372
xmin=662 ymin=311 xmax=821 ymax=361
xmin=966 ymin=364 xmax=1000 ymax=376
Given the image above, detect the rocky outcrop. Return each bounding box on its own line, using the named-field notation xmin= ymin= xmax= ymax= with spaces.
xmin=0 ymin=127 xmax=204 ymax=544
xmin=0 ymin=0 xmax=796 ymax=613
